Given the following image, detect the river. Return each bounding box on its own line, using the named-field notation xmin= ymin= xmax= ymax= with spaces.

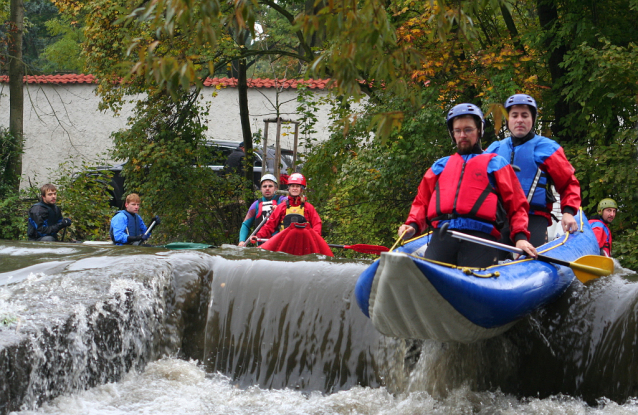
xmin=2 ymin=240 xmax=638 ymax=414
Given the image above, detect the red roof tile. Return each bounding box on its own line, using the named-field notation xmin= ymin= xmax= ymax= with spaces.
xmin=0 ymin=74 xmax=330 ymax=89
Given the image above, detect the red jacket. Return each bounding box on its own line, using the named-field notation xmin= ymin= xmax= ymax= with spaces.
xmin=257 ymin=196 xmax=322 ymax=238
xmin=405 ymin=152 xmax=530 ymax=241
xmin=589 ymin=216 xmax=612 ymax=257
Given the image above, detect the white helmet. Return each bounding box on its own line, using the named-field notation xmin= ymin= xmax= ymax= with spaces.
xmin=260 ymin=173 xmax=278 ymax=186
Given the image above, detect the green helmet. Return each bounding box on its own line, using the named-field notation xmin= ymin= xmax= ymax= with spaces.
xmin=597 ymin=198 xmax=618 ymax=212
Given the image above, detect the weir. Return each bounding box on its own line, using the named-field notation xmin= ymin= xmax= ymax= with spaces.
xmin=0 ymin=242 xmax=384 ymax=413
xmin=1 ymin=240 xmax=638 ymax=413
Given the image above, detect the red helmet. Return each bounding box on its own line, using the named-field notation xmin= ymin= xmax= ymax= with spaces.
xmin=287 ymin=173 xmax=307 ymax=187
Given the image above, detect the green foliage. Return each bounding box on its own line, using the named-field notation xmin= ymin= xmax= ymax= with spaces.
xmin=0 ymin=190 xmax=32 ymax=241
xmin=54 ymin=159 xmax=116 ymax=241
xmin=0 ymin=127 xmax=20 ymax=197
xmin=38 ymin=17 xmax=85 ymax=73
xmin=560 ymin=39 xmax=638 ymax=144
xmin=304 ymin=89 xmax=451 ymax=255
xmin=565 ymin=129 xmax=638 ymax=269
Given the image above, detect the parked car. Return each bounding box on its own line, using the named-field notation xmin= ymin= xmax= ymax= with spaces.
xmin=76 ymin=140 xmax=297 ymax=208
xmin=199 ymin=139 xmax=297 ymax=185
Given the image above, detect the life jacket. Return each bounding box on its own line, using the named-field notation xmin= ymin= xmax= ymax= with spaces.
xmin=427 ymin=153 xmax=504 ymax=231
xmin=491 ymin=135 xmax=555 ymax=212
xmin=109 ymin=210 xmax=141 ymax=243
xmin=27 ymin=202 xmax=61 ymax=239
xmin=589 ymin=217 xmax=612 ymax=256
xmin=255 ymin=198 xmax=280 ymax=230
xmin=280 ymin=199 xmax=307 ymax=231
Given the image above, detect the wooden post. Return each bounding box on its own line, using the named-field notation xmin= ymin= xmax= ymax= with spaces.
xmin=293 ymin=123 xmax=299 ymax=171
xmin=263 ymin=121 xmax=269 ymax=177
xmin=275 ymin=117 xmax=282 ymax=181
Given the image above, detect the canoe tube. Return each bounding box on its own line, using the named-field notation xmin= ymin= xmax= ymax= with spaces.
xmin=354 ymin=210 xmax=602 ymax=344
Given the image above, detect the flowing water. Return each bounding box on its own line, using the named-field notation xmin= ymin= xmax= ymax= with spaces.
xmin=2 ymin=240 xmax=638 ymax=414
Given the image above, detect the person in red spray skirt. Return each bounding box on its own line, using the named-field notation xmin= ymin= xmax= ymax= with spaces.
xmin=251 ymin=173 xmax=332 ymax=256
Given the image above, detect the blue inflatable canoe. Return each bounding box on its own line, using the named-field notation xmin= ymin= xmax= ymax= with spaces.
xmin=354 ymin=211 xmax=609 ymax=343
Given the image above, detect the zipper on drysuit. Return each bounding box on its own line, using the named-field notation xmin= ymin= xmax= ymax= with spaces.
xmin=452 ymin=156 xmax=468 ymax=213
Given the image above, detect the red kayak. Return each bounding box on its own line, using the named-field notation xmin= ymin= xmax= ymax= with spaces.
xmin=259 ymin=223 xmax=334 ymax=256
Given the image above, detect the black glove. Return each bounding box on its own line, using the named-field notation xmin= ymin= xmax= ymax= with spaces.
xmin=152 ymin=216 xmax=161 ymax=225
xmin=142 ymin=233 xmax=150 ymax=240
xmin=61 ymin=218 xmax=72 ymax=228
xmin=127 ymin=235 xmax=143 ymax=243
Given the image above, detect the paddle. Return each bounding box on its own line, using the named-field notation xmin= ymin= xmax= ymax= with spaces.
xmin=132 ymin=219 xmax=157 ymax=246
xmin=256 ymin=238 xmax=388 ymax=255
xmin=244 ymin=209 xmax=273 ymax=246
xmin=327 ymin=244 xmax=389 ymax=255
xmin=439 ymin=224 xmax=614 ymax=283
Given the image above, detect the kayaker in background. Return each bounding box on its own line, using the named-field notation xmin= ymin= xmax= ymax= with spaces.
xmin=238 ymin=174 xmax=287 ymax=246
xmin=398 ymin=103 xmax=537 ymax=267
xmin=589 ymin=198 xmax=617 ymax=257
xmin=486 ymin=94 xmax=581 ymax=251
xmin=251 ymin=173 xmax=322 ymax=241
xmin=27 ymin=183 xmax=72 ymax=242
xmin=110 ymin=193 xmax=160 ymax=245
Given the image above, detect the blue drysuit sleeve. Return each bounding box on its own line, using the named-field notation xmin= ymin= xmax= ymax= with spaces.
xmin=110 ymin=213 xmax=130 ymax=245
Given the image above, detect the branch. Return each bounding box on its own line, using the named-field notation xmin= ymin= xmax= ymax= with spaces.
xmin=259 ymin=0 xmax=315 ymax=62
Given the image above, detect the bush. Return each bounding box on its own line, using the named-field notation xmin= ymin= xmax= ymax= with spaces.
xmin=0 ymin=190 xmax=34 ymax=241
xmin=54 ymin=159 xmax=117 ymax=241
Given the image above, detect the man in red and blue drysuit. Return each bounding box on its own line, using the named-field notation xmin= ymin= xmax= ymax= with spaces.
xmin=398 ymin=103 xmax=537 ymax=268
xmin=589 ymin=198 xmax=617 ymax=257
xmin=238 ymin=174 xmax=287 ymax=246
xmin=486 ymin=94 xmax=581 ymax=250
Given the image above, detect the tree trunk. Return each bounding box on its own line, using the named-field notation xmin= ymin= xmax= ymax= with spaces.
xmin=8 ymin=0 xmax=24 ymax=191
xmin=537 ymin=0 xmax=572 ymax=142
xmin=237 ymin=54 xmax=253 ymax=186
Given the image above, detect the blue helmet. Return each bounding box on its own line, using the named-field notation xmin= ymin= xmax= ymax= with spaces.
xmin=446 ymin=103 xmax=484 ymax=140
xmin=504 ymin=94 xmax=537 ymax=122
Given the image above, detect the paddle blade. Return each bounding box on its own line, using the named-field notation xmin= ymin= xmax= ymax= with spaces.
xmin=572 ymin=255 xmax=615 ymax=284
xmin=344 ymin=244 xmax=390 ymax=255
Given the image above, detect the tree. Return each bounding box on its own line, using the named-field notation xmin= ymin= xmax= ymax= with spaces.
xmin=7 ymin=0 xmax=23 ymax=192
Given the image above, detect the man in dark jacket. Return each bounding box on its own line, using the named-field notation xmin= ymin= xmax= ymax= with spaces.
xmin=223 ymin=142 xmax=245 ymax=176
xmin=27 ymin=183 xmax=72 ymax=241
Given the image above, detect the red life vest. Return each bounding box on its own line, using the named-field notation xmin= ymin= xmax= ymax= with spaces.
xmin=427 ymin=153 xmax=500 ymax=225
xmin=255 ymin=198 xmax=280 ymax=230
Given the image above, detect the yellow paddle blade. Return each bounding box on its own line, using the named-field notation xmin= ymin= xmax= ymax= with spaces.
xmin=571 ymin=255 xmax=615 ymax=284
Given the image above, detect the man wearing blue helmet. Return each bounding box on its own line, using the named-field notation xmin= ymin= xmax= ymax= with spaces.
xmin=398 ymin=103 xmax=537 ymax=267
xmin=486 ymin=94 xmax=581 ymax=249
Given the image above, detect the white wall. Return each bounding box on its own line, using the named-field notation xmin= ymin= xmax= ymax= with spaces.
xmin=0 ymin=82 xmax=333 ymax=187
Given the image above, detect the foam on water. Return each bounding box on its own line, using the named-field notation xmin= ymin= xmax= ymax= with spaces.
xmin=11 ymin=357 xmax=638 ymax=415
xmin=0 ymin=247 xmax=80 ymax=257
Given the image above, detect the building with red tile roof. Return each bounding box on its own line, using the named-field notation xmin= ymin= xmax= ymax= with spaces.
xmin=0 ymin=74 xmax=331 ymax=89
xmin=0 ymin=74 xmax=340 ymax=187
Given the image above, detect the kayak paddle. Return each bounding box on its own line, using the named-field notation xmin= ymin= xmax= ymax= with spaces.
xmin=256 ymin=239 xmax=388 ymax=255
xmin=440 ymin=224 xmax=614 ymax=283
xmin=244 ymin=209 xmax=273 ymax=246
xmin=327 ymin=244 xmax=389 ymax=255
xmin=132 ymin=218 xmax=157 ymax=246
